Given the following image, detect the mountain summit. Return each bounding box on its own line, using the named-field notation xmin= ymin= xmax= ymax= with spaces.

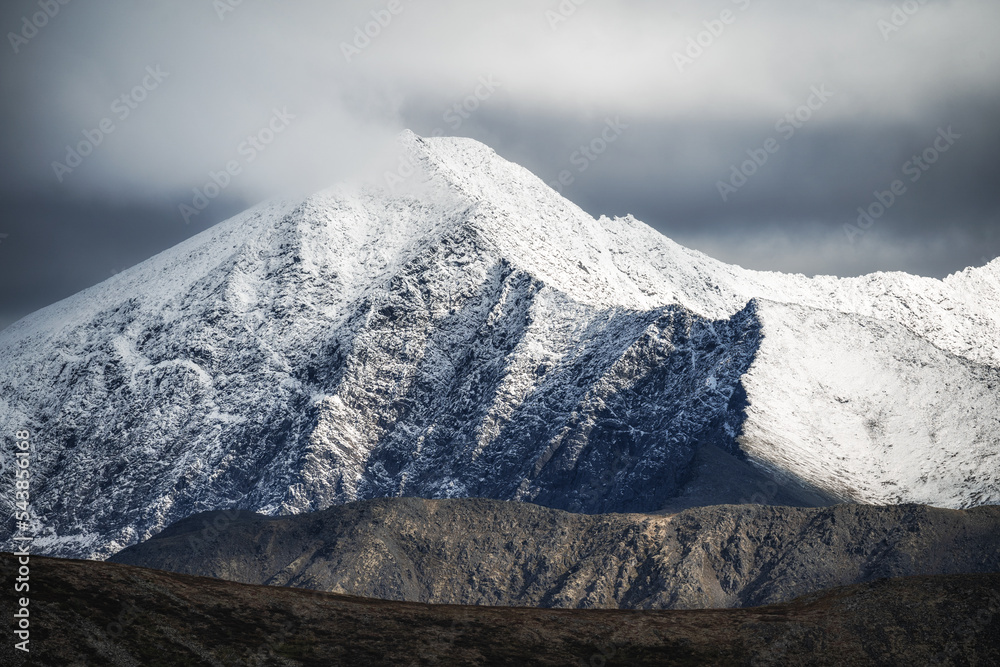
xmin=2 ymin=132 xmax=998 ymax=558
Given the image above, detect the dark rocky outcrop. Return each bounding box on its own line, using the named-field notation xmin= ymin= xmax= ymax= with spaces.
xmin=110 ymin=498 xmax=1000 ymax=609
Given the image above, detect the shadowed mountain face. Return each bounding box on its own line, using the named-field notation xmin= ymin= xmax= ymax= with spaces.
xmin=2 ymin=132 xmax=998 ymax=560
xmin=110 ymin=498 xmax=1000 ymax=610
xmin=4 ymin=553 xmax=999 ymax=667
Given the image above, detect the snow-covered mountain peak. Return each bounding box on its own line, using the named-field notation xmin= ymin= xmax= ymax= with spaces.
xmin=374 ymin=135 xmax=1000 ymax=369
xmin=1 ymin=132 xmax=997 ymax=560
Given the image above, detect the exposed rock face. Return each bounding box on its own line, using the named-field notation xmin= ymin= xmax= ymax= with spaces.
xmin=7 ymin=553 xmax=999 ymax=666
xmin=110 ymin=497 xmax=1000 ymax=610
xmin=2 ymin=131 xmax=998 ymax=559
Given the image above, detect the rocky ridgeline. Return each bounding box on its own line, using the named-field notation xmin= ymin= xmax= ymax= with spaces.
xmin=111 ymin=497 xmax=1000 ymax=610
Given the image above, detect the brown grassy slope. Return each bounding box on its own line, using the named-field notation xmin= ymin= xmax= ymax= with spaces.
xmin=2 ymin=554 xmax=999 ymax=666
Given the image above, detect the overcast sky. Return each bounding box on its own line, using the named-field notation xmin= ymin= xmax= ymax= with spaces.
xmin=1 ymin=0 xmax=998 ymax=330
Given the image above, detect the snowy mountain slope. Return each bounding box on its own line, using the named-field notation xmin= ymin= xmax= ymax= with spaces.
xmin=1 ymin=131 xmax=997 ymax=559
xmin=741 ymin=299 xmax=1000 ymax=507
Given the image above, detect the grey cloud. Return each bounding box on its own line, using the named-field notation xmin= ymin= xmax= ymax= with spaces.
xmin=1 ymin=0 xmax=998 ymax=330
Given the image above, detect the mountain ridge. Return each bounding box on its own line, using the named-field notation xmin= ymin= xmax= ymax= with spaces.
xmin=1 ymin=132 xmax=997 ymax=559
xmin=109 ymin=497 xmax=1000 ymax=610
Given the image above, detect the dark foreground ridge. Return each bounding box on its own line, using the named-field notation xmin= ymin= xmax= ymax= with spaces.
xmin=2 ymin=553 xmax=998 ymax=666
xmin=111 ymin=498 xmax=1000 ymax=609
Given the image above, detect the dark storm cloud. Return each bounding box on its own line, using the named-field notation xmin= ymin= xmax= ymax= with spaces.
xmin=400 ymin=91 xmax=1000 ymax=276
xmin=0 ymin=189 xmax=250 ymax=330
xmin=1 ymin=0 xmax=998 ymax=329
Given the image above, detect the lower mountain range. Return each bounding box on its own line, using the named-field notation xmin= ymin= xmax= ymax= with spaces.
xmin=110 ymin=497 xmax=1000 ymax=610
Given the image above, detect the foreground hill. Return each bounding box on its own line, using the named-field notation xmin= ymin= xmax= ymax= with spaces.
xmin=2 ymin=131 xmax=998 ymax=559
xmin=110 ymin=498 xmax=1000 ymax=609
xmin=2 ymin=553 xmax=997 ymax=666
